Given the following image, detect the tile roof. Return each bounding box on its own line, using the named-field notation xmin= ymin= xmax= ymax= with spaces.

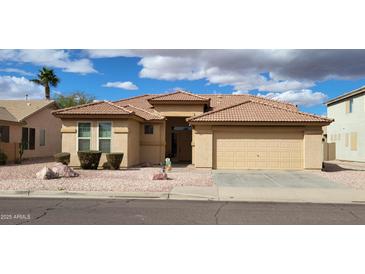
xmin=187 ymin=100 xmax=332 ymax=124
xmin=0 ymin=107 xmax=18 ymax=123
xmin=207 ymin=94 xmax=297 ymax=111
xmin=123 ymin=104 xmax=164 ymax=121
xmin=0 ymin=99 xmax=56 ymax=121
xmin=53 ymin=101 xmax=132 ymax=116
xmin=148 ymin=90 xmax=210 ymax=103
xmin=114 ymin=92 xmax=297 ymax=112
xmin=52 ymin=91 xmax=328 ymax=124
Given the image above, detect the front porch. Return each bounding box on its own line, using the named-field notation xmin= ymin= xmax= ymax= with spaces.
xmin=165 ymin=117 xmax=192 ymax=164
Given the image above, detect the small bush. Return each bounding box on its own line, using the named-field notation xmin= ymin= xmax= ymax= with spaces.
xmin=106 ymin=153 xmax=124 ymax=170
xmin=102 ymin=162 xmax=111 ymax=170
xmin=0 ymin=152 xmax=7 ymax=165
xmin=77 ymin=151 xmax=102 ymax=170
xmin=54 ymin=152 xmax=71 ymax=165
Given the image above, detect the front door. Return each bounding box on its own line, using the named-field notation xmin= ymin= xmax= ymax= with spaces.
xmin=176 ymin=130 xmax=192 ymax=162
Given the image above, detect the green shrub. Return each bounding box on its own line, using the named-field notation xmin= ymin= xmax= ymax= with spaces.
xmin=54 ymin=152 xmax=71 ymax=165
xmin=77 ymin=151 xmax=102 ymax=170
xmin=0 ymin=152 xmax=7 ymax=165
xmin=106 ymin=153 xmax=124 ymax=170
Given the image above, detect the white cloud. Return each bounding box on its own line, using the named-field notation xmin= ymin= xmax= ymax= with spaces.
xmin=259 ymin=90 xmax=328 ymax=107
xmin=103 ymin=81 xmax=138 ymax=90
xmin=232 ymin=90 xmax=250 ymax=95
xmin=84 ymin=49 xmax=365 ymax=106
xmin=0 ymin=75 xmax=43 ymax=99
xmin=0 ymin=68 xmax=34 ymax=76
xmin=0 ymin=50 xmax=96 ymax=74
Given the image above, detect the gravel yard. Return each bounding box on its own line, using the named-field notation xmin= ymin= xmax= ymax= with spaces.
xmin=0 ymin=159 xmax=213 ymax=192
xmin=313 ymin=161 xmax=365 ymax=190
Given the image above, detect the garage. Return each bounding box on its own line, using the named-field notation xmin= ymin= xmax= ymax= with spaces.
xmin=214 ymin=129 xmax=304 ymax=170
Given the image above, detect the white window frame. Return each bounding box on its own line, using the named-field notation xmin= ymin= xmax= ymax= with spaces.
xmin=77 ymin=121 xmax=92 ymax=152
xmin=97 ymin=121 xmax=112 ymax=153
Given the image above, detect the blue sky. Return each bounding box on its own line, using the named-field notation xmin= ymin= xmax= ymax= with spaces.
xmin=1 ymin=49 xmax=365 ymax=115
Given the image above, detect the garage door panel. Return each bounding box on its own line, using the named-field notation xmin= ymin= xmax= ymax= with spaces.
xmin=215 ymin=131 xmax=303 ymax=170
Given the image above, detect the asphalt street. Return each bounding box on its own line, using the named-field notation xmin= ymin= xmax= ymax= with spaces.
xmin=1 ymin=197 xmax=365 ymax=224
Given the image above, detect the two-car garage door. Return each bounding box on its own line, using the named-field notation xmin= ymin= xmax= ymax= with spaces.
xmin=214 ymin=129 xmax=304 ymax=169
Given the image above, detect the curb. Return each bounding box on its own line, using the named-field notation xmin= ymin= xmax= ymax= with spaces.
xmin=0 ymin=190 xmax=364 ymax=205
xmin=0 ymin=190 xmax=169 ymax=200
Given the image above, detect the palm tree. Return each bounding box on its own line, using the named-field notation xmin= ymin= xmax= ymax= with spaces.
xmin=31 ymin=67 xmax=60 ymax=100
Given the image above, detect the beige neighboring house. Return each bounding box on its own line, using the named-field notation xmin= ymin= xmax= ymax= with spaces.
xmin=0 ymin=99 xmax=62 ymax=162
xmin=53 ymin=90 xmax=332 ymax=170
xmin=326 ymin=86 xmax=365 ymax=162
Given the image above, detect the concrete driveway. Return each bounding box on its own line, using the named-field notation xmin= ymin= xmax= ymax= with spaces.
xmin=213 ymin=170 xmax=346 ymax=188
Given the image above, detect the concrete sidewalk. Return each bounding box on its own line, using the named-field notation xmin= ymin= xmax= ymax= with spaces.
xmin=1 ymin=185 xmax=365 ymax=204
xmin=169 ymin=186 xmax=365 ymax=204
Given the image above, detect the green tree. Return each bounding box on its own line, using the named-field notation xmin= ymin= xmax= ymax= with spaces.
xmin=55 ymin=91 xmax=96 ymax=109
xmin=31 ymin=67 xmax=60 ymax=100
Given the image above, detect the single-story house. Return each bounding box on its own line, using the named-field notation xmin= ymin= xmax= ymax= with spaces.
xmin=0 ymin=99 xmax=62 ymax=162
xmin=53 ymin=90 xmax=332 ymax=170
xmin=326 ymin=86 xmax=365 ymax=162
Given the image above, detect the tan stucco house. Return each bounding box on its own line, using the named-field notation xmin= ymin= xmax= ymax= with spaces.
xmin=326 ymin=86 xmax=365 ymax=162
xmin=0 ymin=99 xmax=62 ymax=162
xmin=53 ymin=90 xmax=332 ymax=170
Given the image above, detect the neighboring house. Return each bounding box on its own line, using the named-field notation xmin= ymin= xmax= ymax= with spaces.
xmin=0 ymin=99 xmax=62 ymax=162
xmin=326 ymin=86 xmax=365 ymax=162
xmin=53 ymin=90 xmax=332 ymax=170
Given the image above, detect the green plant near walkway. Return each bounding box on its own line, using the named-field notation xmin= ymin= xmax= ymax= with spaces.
xmin=54 ymin=152 xmax=71 ymax=165
xmin=77 ymin=151 xmax=102 ymax=170
xmin=0 ymin=150 xmax=7 ymax=165
xmin=15 ymin=141 xmax=27 ymax=164
xmin=105 ymin=153 xmax=124 ymax=170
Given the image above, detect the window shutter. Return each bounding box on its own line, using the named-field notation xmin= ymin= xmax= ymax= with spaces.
xmin=22 ymin=127 xmax=29 ymax=149
xmin=0 ymin=126 xmax=9 ymax=143
xmin=29 ymin=128 xmax=35 ymax=150
xmin=350 ymin=132 xmax=358 ymax=151
xmin=345 ymin=100 xmax=350 ymax=113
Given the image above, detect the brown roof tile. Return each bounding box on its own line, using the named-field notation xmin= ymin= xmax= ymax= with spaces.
xmin=148 ymin=90 xmax=210 ymax=103
xmin=123 ymin=104 xmax=164 ymax=121
xmin=53 ymin=101 xmax=132 ymax=116
xmin=187 ymin=100 xmax=332 ymax=124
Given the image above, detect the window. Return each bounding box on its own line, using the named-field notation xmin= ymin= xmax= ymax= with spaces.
xmin=78 ymin=122 xmax=91 ymax=151
xmin=22 ymin=127 xmax=35 ymax=150
xmin=0 ymin=126 xmax=9 ymax=143
xmin=351 ymin=132 xmax=358 ymax=151
xmin=144 ymin=124 xmax=154 ymax=134
xmin=40 ymin=129 xmax=46 ymax=146
xmin=98 ymin=122 xmax=111 ymax=153
xmin=349 ymin=98 xmax=354 ymax=113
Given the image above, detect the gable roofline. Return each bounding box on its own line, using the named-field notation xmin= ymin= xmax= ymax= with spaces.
xmin=52 ymin=100 xmax=133 ymax=115
xmin=21 ymin=100 xmax=58 ymax=121
xmin=0 ymin=99 xmax=57 ymax=122
xmin=148 ymin=90 xmax=210 ymax=102
xmin=125 ymin=104 xmax=165 ymax=120
xmin=187 ymin=99 xmax=333 ymax=123
xmin=113 ymin=94 xmax=153 ymax=104
xmin=326 ymin=86 xmax=365 ymax=105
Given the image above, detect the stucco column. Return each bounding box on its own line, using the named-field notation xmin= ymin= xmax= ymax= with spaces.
xmin=303 ymin=127 xmax=323 ymax=169
xmin=193 ymin=126 xmax=213 ymax=168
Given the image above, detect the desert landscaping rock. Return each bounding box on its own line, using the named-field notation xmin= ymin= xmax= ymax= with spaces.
xmin=0 ymin=160 xmax=213 ymax=192
xmin=152 ymin=172 xmax=168 ymax=180
xmin=51 ymin=163 xmax=79 ymax=178
xmin=36 ymin=167 xmax=59 ymax=180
